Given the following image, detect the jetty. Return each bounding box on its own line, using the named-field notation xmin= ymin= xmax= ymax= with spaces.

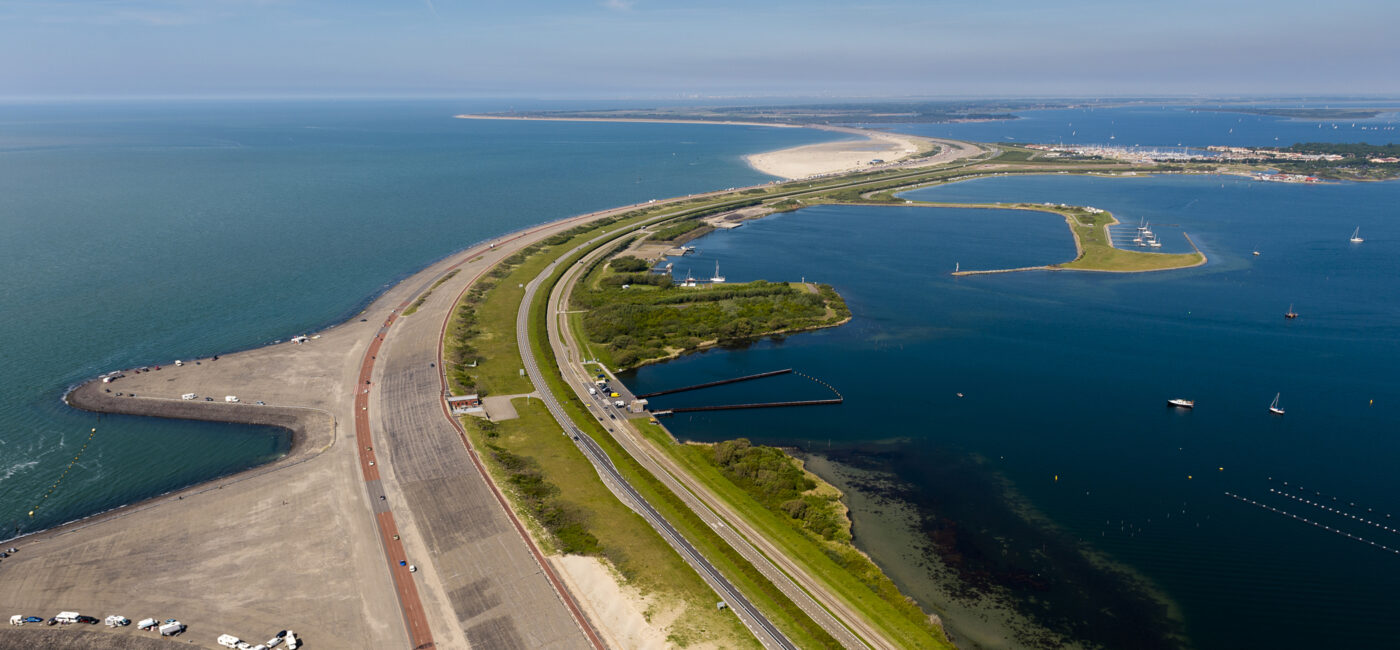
xmin=636 ymin=369 xmax=792 ymax=398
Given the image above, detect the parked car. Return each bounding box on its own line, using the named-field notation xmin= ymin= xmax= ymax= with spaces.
xmin=75 ymin=615 xmax=100 ymax=624
xmin=23 ymin=616 xmax=43 ymax=624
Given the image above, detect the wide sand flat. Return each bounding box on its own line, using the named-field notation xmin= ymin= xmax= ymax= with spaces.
xmin=746 ymin=127 xmax=929 ymax=179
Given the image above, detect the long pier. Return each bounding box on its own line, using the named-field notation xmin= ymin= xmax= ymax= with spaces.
xmin=654 ymin=398 xmax=843 ymax=415
xmin=636 ymin=369 xmax=792 ymax=398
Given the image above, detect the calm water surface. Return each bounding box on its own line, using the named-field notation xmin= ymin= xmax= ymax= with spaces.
xmin=0 ymin=99 xmax=840 ymax=537
xmin=627 ymin=174 xmax=1400 ymax=648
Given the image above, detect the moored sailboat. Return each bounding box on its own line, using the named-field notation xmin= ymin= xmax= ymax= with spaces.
xmin=1269 ymin=393 xmax=1285 ymax=415
xmin=1350 ymin=227 xmax=1364 ymax=243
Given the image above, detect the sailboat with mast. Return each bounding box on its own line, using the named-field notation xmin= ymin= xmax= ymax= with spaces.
xmin=1350 ymin=227 xmax=1364 ymax=243
xmin=709 ymin=260 xmax=725 ymax=283
xmin=1285 ymin=303 xmax=1298 ymax=319
xmin=1269 ymin=393 xmax=1285 ymax=415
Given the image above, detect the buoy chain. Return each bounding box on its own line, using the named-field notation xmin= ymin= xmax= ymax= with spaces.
xmin=1225 ymin=492 xmax=1400 ymax=556
xmin=29 ymin=426 xmax=98 ymax=518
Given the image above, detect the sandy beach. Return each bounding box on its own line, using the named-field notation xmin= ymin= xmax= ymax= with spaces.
xmin=746 ymin=127 xmax=930 ymax=179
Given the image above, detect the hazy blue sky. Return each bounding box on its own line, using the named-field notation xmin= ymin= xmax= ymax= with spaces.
xmin=4 ymin=0 xmax=1398 ymax=98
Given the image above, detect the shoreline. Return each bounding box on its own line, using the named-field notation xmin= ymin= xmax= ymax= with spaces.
xmin=454 ymin=113 xmax=802 ymax=128
xmin=6 ymin=391 xmax=332 ymax=545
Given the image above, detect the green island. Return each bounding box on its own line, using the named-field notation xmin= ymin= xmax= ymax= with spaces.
xmin=462 ymin=99 xmax=1071 ymax=124
xmin=429 ymin=140 xmax=1249 ymax=649
xmin=1197 ymin=106 xmax=1387 ymax=120
xmin=575 ymin=255 xmax=849 ymax=369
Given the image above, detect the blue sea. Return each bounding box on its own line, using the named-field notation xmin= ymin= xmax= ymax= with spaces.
xmin=628 ymin=171 xmax=1400 ymax=647
xmin=0 ymin=99 xmax=841 ymax=538
xmin=6 ymin=99 xmax=1400 ymax=649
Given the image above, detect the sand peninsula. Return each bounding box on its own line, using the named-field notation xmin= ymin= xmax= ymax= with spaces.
xmin=0 ymin=198 xmax=688 ymax=649
xmin=2 ymin=128 xmax=1214 ymax=649
xmin=454 ymin=113 xmax=978 ymax=180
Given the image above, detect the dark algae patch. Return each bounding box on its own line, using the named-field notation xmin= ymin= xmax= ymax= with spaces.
xmin=826 ymin=443 xmax=1187 ymax=650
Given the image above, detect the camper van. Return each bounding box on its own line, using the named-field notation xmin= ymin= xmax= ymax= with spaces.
xmin=159 ymin=621 xmax=185 ymax=636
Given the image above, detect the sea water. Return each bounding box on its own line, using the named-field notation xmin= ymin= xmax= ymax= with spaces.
xmin=883 ymin=102 xmax=1400 ymax=149
xmin=626 ymin=174 xmax=1400 ymax=648
xmin=0 ymin=99 xmax=842 ymax=538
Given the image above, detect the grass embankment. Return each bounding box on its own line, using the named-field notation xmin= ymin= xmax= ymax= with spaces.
xmin=1049 ymin=206 xmax=1204 ymax=271
xmin=905 ymin=202 xmax=1204 ymax=273
xmin=448 ymin=206 xmax=844 ymax=648
xmin=451 ymin=228 xmax=762 ymax=648
xmin=650 ymin=437 xmax=954 ymax=649
xmin=402 ymin=268 xmax=459 ymax=316
xmin=530 ymin=240 xmax=844 ymax=649
xmin=575 ymin=262 xmax=849 ymax=370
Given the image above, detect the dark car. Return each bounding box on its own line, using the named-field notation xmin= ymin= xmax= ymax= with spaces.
xmin=76 ymin=615 xmax=99 ymax=624
xmin=205 ymin=397 xmax=214 ymax=401
xmin=46 ymin=618 xmax=57 ymax=626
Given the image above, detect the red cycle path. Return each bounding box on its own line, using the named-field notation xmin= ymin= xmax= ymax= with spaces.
xmin=355 ymin=211 xmax=611 ymax=649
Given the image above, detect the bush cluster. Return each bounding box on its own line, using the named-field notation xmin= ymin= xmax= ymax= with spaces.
xmin=489 ymin=444 xmax=602 ymax=555
xmin=709 ymin=439 xmax=848 ymax=542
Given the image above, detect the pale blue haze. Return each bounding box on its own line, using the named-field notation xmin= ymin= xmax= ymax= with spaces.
xmin=4 ymin=1 xmax=1400 ymax=97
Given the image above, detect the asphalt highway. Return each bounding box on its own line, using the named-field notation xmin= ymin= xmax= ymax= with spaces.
xmin=515 ymin=253 xmax=800 ymax=650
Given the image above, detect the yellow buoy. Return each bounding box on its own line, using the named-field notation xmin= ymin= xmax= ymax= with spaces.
xmin=1187 ymin=475 xmax=1193 ymax=480
xmin=1054 ymin=475 xmax=1059 ymax=482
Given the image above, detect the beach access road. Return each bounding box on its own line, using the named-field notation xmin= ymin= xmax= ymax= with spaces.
xmin=1 ymin=200 xmax=673 ymax=648
xmin=544 ymin=229 xmax=897 ymax=649
xmin=515 ymin=239 xmax=797 ymax=650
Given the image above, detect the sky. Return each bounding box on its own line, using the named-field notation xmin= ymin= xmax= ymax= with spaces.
xmin=3 ymin=0 xmax=1399 ymax=99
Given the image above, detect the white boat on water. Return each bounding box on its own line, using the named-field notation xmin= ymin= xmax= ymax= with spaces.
xmin=1350 ymin=227 xmax=1364 ymax=243
xmin=1143 ymin=223 xmax=1154 ymax=237
xmin=1168 ymin=398 xmax=1195 ymax=409
xmin=709 ymin=260 xmax=725 ymax=283
xmin=1148 ymin=239 xmax=1162 ymax=248
xmin=1269 ymin=393 xmax=1285 ymax=415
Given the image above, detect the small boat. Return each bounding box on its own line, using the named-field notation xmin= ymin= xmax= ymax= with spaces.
xmin=1148 ymin=239 xmax=1162 ymax=248
xmin=1285 ymin=304 xmax=1298 ymax=319
xmin=1269 ymin=393 xmax=1285 ymax=415
xmin=1350 ymin=227 xmax=1364 ymax=243
xmin=1167 ymin=398 xmax=1195 ymax=409
xmin=1253 ymin=251 xmax=1261 ymax=256
xmin=709 ymin=260 xmax=725 ymax=283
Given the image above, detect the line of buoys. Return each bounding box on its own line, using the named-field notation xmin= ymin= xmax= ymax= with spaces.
xmin=29 ymin=426 xmax=99 ymax=517
xmin=1268 ymin=488 xmax=1398 ymax=536
xmin=1225 ymin=492 xmax=1400 ymax=556
xmin=793 ymin=371 xmax=843 ymax=400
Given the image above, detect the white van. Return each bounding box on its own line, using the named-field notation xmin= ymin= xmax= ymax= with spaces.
xmin=182 ymin=393 xmax=197 ymax=400
xmin=55 ymin=612 xmax=80 ymax=624
xmin=218 ymin=634 xmax=242 ymax=648
xmin=137 ymin=617 xmax=158 ymax=630
xmin=8 ymin=615 xmax=22 ymax=626
xmin=159 ymin=621 xmax=185 ymax=636
xmin=105 ymin=615 xmax=130 ymax=627
xmin=225 ymin=395 xmax=239 ymax=403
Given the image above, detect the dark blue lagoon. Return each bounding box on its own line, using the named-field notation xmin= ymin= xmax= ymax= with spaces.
xmin=0 ymin=99 xmax=842 ymax=538
xmin=624 ymin=174 xmax=1400 ymax=649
